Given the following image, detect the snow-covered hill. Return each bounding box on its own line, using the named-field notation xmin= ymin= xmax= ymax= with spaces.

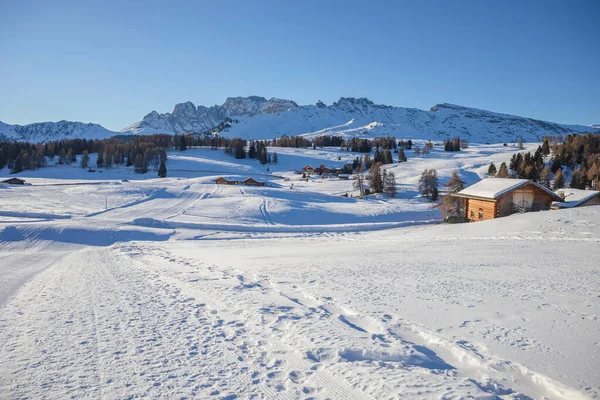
xmin=0 ymin=120 xmax=117 ymax=142
xmin=125 ymin=97 xmax=597 ymax=142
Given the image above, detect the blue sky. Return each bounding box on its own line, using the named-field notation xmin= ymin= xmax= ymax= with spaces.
xmin=0 ymin=0 xmax=598 ymax=131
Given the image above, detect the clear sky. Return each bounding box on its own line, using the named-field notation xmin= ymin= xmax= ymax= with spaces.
xmin=0 ymin=0 xmax=598 ymax=131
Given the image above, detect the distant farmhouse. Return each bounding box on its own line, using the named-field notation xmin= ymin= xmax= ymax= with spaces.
xmin=454 ymin=178 xmax=562 ymax=222
xmin=299 ymin=164 xmax=341 ymax=177
xmin=215 ymin=177 xmax=265 ymax=186
xmin=552 ymin=188 xmax=600 ymax=209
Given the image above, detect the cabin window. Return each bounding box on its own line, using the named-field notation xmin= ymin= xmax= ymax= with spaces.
xmin=470 ymin=210 xmax=475 ymax=218
xmin=478 ymin=208 xmax=484 ymax=220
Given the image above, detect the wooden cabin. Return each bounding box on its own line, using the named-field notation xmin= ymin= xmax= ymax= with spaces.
xmin=242 ymin=178 xmax=265 ymax=187
xmin=1 ymin=177 xmax=26 ymax=185
xmin=552 ymin=188 xmax=600 ymax=209
xmin=302 ymin=165 xmax=315 ymax=175
xmin=454 ymin=178 xmax=562 ymax=222
xmin=215 ymin=177 xmax=238 ymax=185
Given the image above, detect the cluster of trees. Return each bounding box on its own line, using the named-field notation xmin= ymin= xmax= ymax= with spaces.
xmin=269 ymin=136 xmax=312 ymax=148
xmin=173 ymin=133 xmax=234 ymax=151
xmin=487 ymin=162 xmax=509 ymax=178
xmin=397 ymin=140 xmax=413 ymax=149
xmin=413 ymin=141 xmax=434 ymax=157
xmin=372 ymin=137 xmax=398 ymax=150
xmin=353 ymin=163 xmax=397 ymax=197
xmin=486 ymin=134 xmax=600 ymax=190
xmin=248 ymin=140 xmax=277 ymax=165
xmin=221 ymin=138 xmax=278 ymax=165
xmin=0 ymin=135 xmax=170 ymax=174
xmin=346 ymin=138 xmax=373 ymax=153
xmin=548 ymin=134 xmax=600 ymax=189
xmin=224 ymin=138 xmax=248 ymax=159
xmin=312 ymin=136 xmax=345 ymax=148
xmin=444 ymin=137 xmax=462 ymax=152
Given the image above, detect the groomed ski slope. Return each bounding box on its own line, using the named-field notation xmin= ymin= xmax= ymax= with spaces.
xmin=0 ymin=143 xmax=598 ymax=399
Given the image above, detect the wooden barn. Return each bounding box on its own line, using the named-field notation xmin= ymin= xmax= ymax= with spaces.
xmin=242 ymin=178 xmax=266 ymax=187
xmin=454 ymin=178 xmax=562 ymax=222
xmin=552 ymin=188 xmax=600 ymax=209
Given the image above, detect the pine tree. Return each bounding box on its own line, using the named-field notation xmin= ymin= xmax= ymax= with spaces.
xmin=96 ymin=151 xmax=104 ymax=168
xmin=373 ymin=148 xmax=382 ymax=163
xmin=438 ymin=170 xmax=466 ymax=216
xmin=541 ymin=139 xmax=550 ymax=156
xmin=539 ymin=166 xmax=551 ymax=188
xmin=497 ymin=162 xmax=509 ymax=178
xmin=418 ymin=169 xmax=438 ymax=200
xmin=158 ymin=161 xmax=167 ymax=178
xmin=81 ymin=150 xmax=90 ymax=169
xmin=367 ymin=163 xmax=384 ymax=193
xmin=134 ymin=154 xmax=144 ymax=173
xmin=518 ymin=138 xmax=524 ymax=150
xmin=398 ymin=148 xmax=407 ymax=163
xmin=353 ymin=166 xmax=365 ymax=195
xmin=553 ymin=168 xmax=565 ymax=190
xmin=382 ymin=149 xmax=393 ymax=164
xmin=570 ymin=168 xmax=583 ymax=189
xmin=248 ymin=141 xmax=257 ymax=158
xmin=272 ymin=152 xmax=278 ymax=165
xmin=383 ymin=170 xmax=397 ymax=197
xmin=488 ymin=163 xmax=497 ymax=176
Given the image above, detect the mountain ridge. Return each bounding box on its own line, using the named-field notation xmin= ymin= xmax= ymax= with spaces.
xmin=0 ymin=96 xmax=597 ymax=143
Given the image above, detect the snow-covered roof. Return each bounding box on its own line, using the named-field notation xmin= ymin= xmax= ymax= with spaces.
xmin=455 ymin=178 xmax=531 ymax=200
xmin=552 ymin=188 xmax=600 ymax=208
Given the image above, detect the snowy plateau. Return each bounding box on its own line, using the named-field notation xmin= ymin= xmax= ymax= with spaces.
xmin=1 ymin=97 xmax=598 ymax=143
xmin=0 ymin=142 xmax=599 ymax=400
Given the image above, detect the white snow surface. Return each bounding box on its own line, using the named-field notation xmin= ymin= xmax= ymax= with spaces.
xmin=1 ymin=144 xmax=599 ymax=400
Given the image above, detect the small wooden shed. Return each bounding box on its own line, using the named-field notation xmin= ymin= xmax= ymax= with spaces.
xmin=552 ymin=188 xmax=600 ymax=209
xmin=454 ymin=178 xmax=562 ymax=222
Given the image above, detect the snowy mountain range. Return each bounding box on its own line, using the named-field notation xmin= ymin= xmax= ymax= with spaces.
xmin=0 ymin=120 xmax=116 ymax=142
xmin=1 ymin=96 xmax=597 ymax=143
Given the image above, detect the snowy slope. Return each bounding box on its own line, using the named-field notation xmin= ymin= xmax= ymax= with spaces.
xmin=125 ymin=96 xmax=597 ymax=142
xmin=1 ymin=144 xmax=599 ymax=399
xmin=0 ymin=184 xmax=598 ymax=399
xmin=0 ymin=120 xmax=118 ymax=142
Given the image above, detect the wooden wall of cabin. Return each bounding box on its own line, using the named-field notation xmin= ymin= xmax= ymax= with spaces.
xmin=466 ymin=199 xmax=497 ymax=221
xmin=496 ymin=194 xmax=514 ymax=217
xmin=526 ymin=183 xmax=556 ymax=210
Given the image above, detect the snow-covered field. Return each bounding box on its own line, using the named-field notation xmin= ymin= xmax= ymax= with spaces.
xmin=1 ymin=143 xmax=598 ymax=399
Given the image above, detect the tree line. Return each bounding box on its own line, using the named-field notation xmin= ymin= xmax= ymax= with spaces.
xmin=0 ymin=134 xmax=170 ymax=174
